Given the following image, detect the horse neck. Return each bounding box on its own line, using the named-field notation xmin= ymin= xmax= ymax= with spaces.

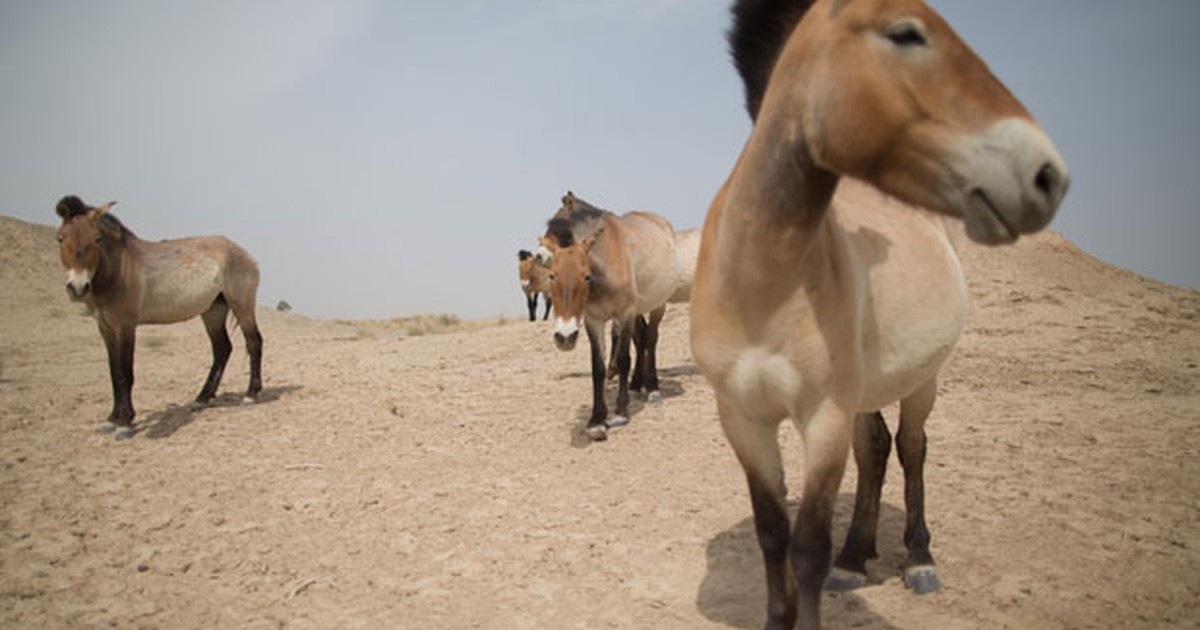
xmin=714 ymin=113 xmax=840 ymax=291
xmin=92 ymin=235 xmax=137 ymax=301
xmin=585 ymin=219 xmax=630 ymax=315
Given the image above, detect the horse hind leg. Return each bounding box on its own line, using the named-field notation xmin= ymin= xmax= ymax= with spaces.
xmin=226 ymin=292 xmax=263 ymax=405
xmin=896 ymin=378 xmax=941 ymax=594
xmin=639 ymin=308 xmax=664 ymax=405
xmin=196 ymin=296 xmax=233 ymax=406
xmin=828 ymin=411 xmax=891 ymax=592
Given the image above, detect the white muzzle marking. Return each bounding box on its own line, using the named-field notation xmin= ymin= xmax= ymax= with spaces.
xmin=553 ymin=316 xmax=580 ymax=350
xmin=956 ymin=118 xmax=1070 ymax=244
xmin=65 ymin=268 xmax=93 ymax=298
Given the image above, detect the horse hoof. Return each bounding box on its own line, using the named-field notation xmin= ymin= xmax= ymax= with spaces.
xmin=825 ymin=567 xmax=867 ymax=592
xmin=646 ymin=391 xmax=663 ymax=406
xmin=188 ymin=400 xmax=209 ymax=411
xmin=585 ymin=424 xmax=608 ymax=441
xmin=240 ymin=396 xmax=256 ymax=406
xmin=904 ymin=565 xmax=942 ymax=595
xmin=98 ymin=422 xmax=117 ymax=434
xmin=606 ymin=416 xmax=629 ymax=430
xmin=114 ymin=427 xmax=136 ymax=441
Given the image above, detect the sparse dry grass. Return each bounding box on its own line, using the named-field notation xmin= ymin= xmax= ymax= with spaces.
xmin=335 ymin=313 xmax=513 ymax=339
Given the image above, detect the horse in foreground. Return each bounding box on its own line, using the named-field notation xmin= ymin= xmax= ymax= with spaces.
xmin=544 ymin=200 xmax=679 ymax=441
xmin=690 ymin=1 xmax=1069 ymax=628
xmin=517 ymin=249 xmax=552 ymax=321
xmin=55 ymin=196 xmax=264 ymax=440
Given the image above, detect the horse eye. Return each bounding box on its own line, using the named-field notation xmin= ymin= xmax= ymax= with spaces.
xmin=886 ymin=23 xmax=927 ymax=48
xmin=56 ymin=234 xmax=64 ymax=243
xmin=584 ymin=274 xmax=592 ymax=284
xmin=94 ymin=234 xmax=104 ymax=244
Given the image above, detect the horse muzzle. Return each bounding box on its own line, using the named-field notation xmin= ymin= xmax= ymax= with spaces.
xmin=65 ymin=269 xmax=93 ymax=300
xmin=957 ymin=118 xmax=1070 ymax=245
xmin=553 ymin=317 xmax=580 ymax=351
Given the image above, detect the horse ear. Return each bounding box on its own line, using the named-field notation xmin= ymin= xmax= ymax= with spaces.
xmin=90 ymin=200 xmax=117 ymax=221
xmin=518 ymin=249 xmax=532 ymax=261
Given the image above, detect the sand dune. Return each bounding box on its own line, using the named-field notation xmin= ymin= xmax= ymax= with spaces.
xmin=1 ymin=214 xmax=1197 ymax=628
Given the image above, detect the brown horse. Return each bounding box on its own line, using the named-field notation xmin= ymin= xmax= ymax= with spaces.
xmin=690 ymin=1 xmax=1069 ymax=628
xmin=55 ymin=196 xmax=264 ymax=440
xmin=545 ymin=204 xmax=679 ymax=441
xmin=517 ymin=249 xmax=552 ymax=321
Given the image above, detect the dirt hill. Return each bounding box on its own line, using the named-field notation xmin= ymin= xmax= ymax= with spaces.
xmin=1 ymin=214 xmax=1197 ymax=628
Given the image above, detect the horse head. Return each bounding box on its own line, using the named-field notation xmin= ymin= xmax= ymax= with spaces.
xmin=548 ymin=232 xmax=600 ymax=351
xmin=55 ymin=196 xmax=118 ymax=301
xmin=746 ymin=0 xmax=1069 ymax=244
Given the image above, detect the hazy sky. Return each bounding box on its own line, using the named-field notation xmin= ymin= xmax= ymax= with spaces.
xmin=2 ymin=1 xmax=1197 ymax=319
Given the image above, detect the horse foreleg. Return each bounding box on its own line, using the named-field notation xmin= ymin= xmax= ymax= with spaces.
xmin=196 ymin=298 xmax=232 ymax=405
xmin=99 ymin=319 xmax=137 ymax=440
xmin=897 ymin=379 xmax=940 ymax=594
xmin=721 ymin=399 xmax=795 ymax=630
xmin=583 ymin=319 xmax=610 ymax=441
xmin=541 ymin=294 xmax=552 ymax=321
xmin=792 ymin=405 xmax=852 ymax=630
xmin=828 ymin=411 xmax=892 ymax=591
xmin=526 ymin=293 xmax=538 ymax=322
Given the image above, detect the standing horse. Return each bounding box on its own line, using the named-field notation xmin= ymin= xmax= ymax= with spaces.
xmin=517 ymin=249 xmax=552 ymax=321
xmin=690 ymin=1 xmax=1069 ymax=628
xmin=55 ymin=195 xmax=264 ymax=440
xmin=545 ymin=206 xmax=679 ymax=441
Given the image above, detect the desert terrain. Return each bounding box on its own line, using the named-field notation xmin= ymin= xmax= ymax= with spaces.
xmin=1 ymin=214 xmax=1197 ymax=628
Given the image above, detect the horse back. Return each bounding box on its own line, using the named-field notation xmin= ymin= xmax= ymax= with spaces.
xmin=614 ymin=211 xmax=678 ymax=314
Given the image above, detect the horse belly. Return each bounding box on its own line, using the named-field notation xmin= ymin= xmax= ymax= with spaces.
xmin=856 ymin=244 xmax=966 ymax=410
xmin=137 ymin=251 xmax=225 ymax=325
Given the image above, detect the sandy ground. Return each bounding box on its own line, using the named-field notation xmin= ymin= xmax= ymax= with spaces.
xmin=1 ymin=214 xmax=1198 ymax=629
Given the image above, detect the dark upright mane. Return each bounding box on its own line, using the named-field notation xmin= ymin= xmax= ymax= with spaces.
xmin=546 ymin=208 xmax=607 ymax=248
xmin=728 ymin=0 xmax=815 ymax=121
xmin=546 ymin=192 xmax=609 ymax=248
xmin=547 ymin=217 xmax=579 ymax=248
xmin=55 ymin=195 xmax=137 ymax=241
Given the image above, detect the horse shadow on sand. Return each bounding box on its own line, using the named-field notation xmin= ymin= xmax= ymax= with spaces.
xmin=562 ymin=363 xmax=695 ymax=448
xmin=137 ymin=385 xmax=302 ymax=440
xmin=696 ymin=494 xmax=908 ymax=629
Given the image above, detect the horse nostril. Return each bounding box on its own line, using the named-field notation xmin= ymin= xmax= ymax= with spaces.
xmin=1034 ymin=162 xmax=1066 ymax=202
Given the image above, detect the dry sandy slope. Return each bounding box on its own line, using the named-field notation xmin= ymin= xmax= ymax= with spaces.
xmin=1 ymin=214 xmax=1197 ymax=629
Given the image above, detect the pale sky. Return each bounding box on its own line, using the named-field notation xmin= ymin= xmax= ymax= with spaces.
xmin=2 ymin=1 xmax=1197 ymax=319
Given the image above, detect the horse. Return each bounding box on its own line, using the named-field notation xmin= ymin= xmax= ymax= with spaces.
xmin=544 ymin=204 xmax=679 ymax=441
xmin=669 ymin=227 xmax=701 ymax=304
xmin=517 ymin=249 xmax=552 ymax=321
xmin=690 ymin=1 xmax=1070 ymax=628
xmin=55 ymin=195 xmax=265 ymax=440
